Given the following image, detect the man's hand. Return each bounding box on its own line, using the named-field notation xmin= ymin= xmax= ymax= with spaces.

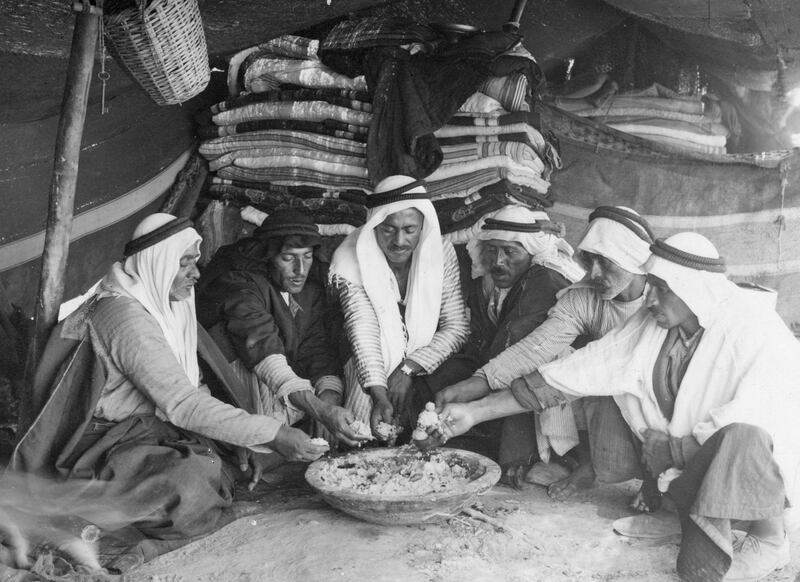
xmin=386 ymin=365 xmax=414 ymax=421
xmin=368 ymin=386 xmax=395 ymax=439
xmin=268 ymin=426 xmax=328 ymax=462
xmin=425 ymin=403 xmax=476 ymax=444
xmin=319 ymin=405 xmax=372 ymax=447
xmin=640 ymin=428 xmax=673 ymax=477
xmin=434 ymin=377 xmax=491 ymax=409
xmin=236 ymin=449 xmax=284 ymax=491
xmin=288 ymin=390 xmax=366 ymax=447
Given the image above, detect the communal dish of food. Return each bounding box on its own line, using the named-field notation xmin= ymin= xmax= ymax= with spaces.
xmin=313 ymin=447 xmax=473 ymax=496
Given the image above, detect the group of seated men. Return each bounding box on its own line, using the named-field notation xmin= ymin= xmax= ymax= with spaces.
xmin=9 ymin=174 xmax=800 ymax=581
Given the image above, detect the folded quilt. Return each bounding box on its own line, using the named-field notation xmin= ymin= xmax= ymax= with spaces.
xmin=208 ymin=185 xmax=367 ymax=226
xmin=554 ymin=100 xmax=709 ymax=124
xmin=227 ymin=36 xmax=320 ymax=97
xmin=210 ymin=177 xmax=367 ymax=204
xmin=428 ymin=155 xmax=547 ymax=189
xmin=479 ymin=72 xmax=530 ymax=112
xmin=211 ymin=88 xmax=372 ymax=115
xmin=435 ymin=122 xmax=555 ymax=170
xmin=217 ymin=166 xmax=371 ymax=191
xmin=209 ymin=149 xmax=366 ymax=173
xmin=628 ymin=134 xmax=727 ymax=155
xmin=212 ymin=101 xmax=373 ymax=128
xmin=440 ymin=141 xmax=545 ymax=174
xmin=198 ymin=119 xmax=368 ymax=142
xmin=605 ymin=121 xmax=728 ymax=147
xmin=200 ymin=130 xmax=366 ymax=161
xmin=426 ymin=169 xmax=507 ymax=201
xmin=458 ymin=92 xmax=507 ymax=116
xmin=445 ymin=111 xmax=534 ymax=126
xmin=554 ymin=94 xmax=704 ymax=116
xmin=597 ymin=115 xmax=729 ymax=136
xmin=240 ymin=205 xmax=356 ymax=237
xmin=243 ymin=56 xmax=367 ymax=93
xmin=438 ymin=131 xmax=539 ymax=149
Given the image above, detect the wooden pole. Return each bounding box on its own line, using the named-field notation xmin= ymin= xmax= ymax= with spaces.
xmin=22 ymin=3 xmax=102 ymax=399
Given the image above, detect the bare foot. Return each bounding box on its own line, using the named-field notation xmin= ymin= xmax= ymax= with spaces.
xmin=630 ymin=477 xmax=662 ymax=513
xmin=546 ymin=462 xmax=596 ymax=501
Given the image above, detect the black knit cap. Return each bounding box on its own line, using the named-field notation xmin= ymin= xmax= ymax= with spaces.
xmin=650 ymin=239 xmax=727 ymax=273
xmin=482 ymin=217 xmax=564 ymax=236
xmin=364 ymin=179 xmax=430 ymax=209
xmin=253 ymin=209 xmax=321 ymax=244
xmin=124 ymin=217 xmax=193 ymax=258
xmin=588 ymin=206 xmax=654 ymax=243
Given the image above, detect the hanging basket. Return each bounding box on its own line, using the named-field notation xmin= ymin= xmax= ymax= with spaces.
xmin=104 ymin=0 xmax=210 ymax=106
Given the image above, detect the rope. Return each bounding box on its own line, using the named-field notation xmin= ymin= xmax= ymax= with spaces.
xmin=650 ymin=239 xmax=727 ymax=273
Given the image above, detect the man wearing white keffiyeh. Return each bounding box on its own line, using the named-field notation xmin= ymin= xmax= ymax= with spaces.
xmin=13 ymin=213 xmax=329 ymax=556
xmin=432 ymin=231 xmax=800 ymax=582
xmin=329 ymin=175 xmax=470 ymax=437
xmin=436 ymin=206 xmax=653 ymax=491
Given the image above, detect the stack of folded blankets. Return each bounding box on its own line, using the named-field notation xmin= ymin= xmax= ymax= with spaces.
xmin=198 ymin=20 xmax=563 ymax=250
xmin=553 ymin=82 xmax=732 ymax=155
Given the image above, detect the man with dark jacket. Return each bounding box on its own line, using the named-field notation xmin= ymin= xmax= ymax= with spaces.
xmin=197 ymin=210 xmax=365 ymax=447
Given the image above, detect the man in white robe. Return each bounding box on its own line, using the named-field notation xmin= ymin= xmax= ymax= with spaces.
xmin=432 ymin=232 xmax=800 ymax=582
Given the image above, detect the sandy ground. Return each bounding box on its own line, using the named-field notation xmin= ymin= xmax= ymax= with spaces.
xmin=126 ymin=463 xmax=800 ymax=582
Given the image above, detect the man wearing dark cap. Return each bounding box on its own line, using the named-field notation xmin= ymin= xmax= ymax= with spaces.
xmin=197 ymin=209 xmax=366 ymax=447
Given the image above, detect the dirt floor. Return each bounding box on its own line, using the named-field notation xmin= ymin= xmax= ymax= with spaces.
xmin=127 ymin=461 xmax=800 ymax=582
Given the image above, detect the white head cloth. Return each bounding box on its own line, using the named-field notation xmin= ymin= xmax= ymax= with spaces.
xmin=98 ymin=213 xmax=202 ymax=386
xmin=466 ymin=205 xmax=584 ymax=283
xmin=578 ymin=206 xmax=652 ymax=275
xmin=645 ymin=232 xmax=737 ymax=329
xmin=329 ymin=176 xmax=444 ymax=373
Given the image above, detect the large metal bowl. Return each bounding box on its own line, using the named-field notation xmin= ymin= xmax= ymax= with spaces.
xmin=305 ymin=447 xmax=501 ymax=525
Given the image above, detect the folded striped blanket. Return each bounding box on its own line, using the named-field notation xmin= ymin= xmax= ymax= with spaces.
xmin=436 ymin=114 xmax=549 ymax=156
xmin=554 ymin=97 xmax=711 ymax=124
xmin=241 ymin=205 xmax=356 ymax=236
xmin=426 ymin=169 xmax=509 ymax=201
xmin=199 ymin=130 xmax=366 ymax=161
xmin=438 ymin=132 xmax=539 ymax=149
xmin=607 ymin=124 xmax=727 ymax=148
xmin=208 ymin=184 xmax=367 ymax=226
xmin=210 ymin=177 xmax=367 ymax=204
xmin=440 ymin=141 xmax=545 ymax=175
xmin=210 ymin=149 xmax=366 ymax=173
xmin=217 ymin=165 xmax=371 ymax=191
xmin=243 ymin=55 xmax=368 ymax=93
xmin=212 ymin=101 xmax=373 ymax=128
xmin=479 ymin=72 xmax=530 ymax=112
xmin=198 ymin=119 xmax=368 ymax=142
xmin=211 ymin=88 xmax=372 ymax=115
xmin=597 ymin=115 xmax=729 ymax=135
xmin=627 ymin=134 xmax=727 ymax=155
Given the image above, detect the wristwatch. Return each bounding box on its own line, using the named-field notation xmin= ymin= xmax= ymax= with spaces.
xmin=400 ymin=362 xmax=416 ymax=376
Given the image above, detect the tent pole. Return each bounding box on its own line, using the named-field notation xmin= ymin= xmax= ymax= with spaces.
xmin=22 ymin=3 xmax=102 ymax=398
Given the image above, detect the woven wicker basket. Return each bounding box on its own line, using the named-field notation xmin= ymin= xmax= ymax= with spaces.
xmin=104 ymin=0 xmax=210 ymax=106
